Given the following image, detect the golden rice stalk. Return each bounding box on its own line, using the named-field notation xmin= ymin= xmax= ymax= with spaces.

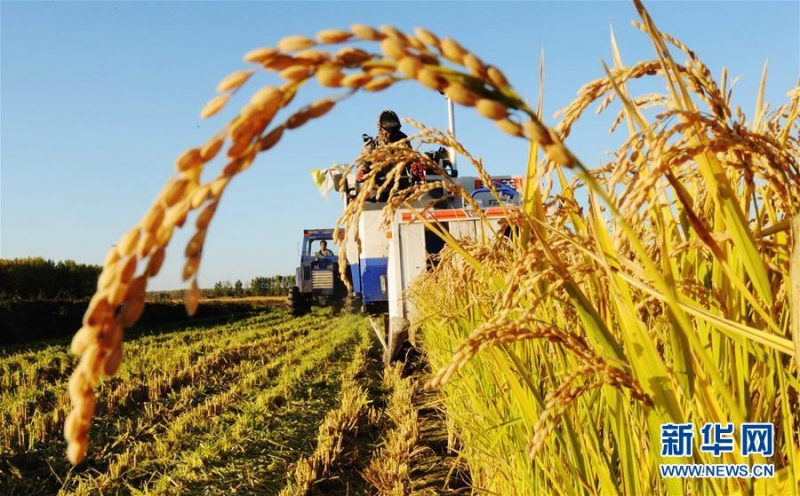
xmin=380 ymin=38 xmax=408 ymax=61
xmin=200 ymin=133 xmax=226 ymax=162
xmin=82 ymin=292 xmax=110 ymax=328
xmin=294 ymin=49 xmax=329 ymax=64
xmin=190 ymin=184 xmax=211 ymax=208
xmin=262 ymin=54 xmax=295 ymax=71
xmin=397 ymin=56 xmax=423 ymax=79
xmin=243 ymin=46 xmax=277 ymax=63
xmin=336 ymin=47 xmax=373 ymax=66
xmin=307 ymin=98 xmax=336 ymax=119
xmin=141 ymin=205 xmax=165 ymax=235
xmin=250 ymin=86 xmax=283 ymax=110
xmin=417 ymin=68 xmax=446 ymax=91
xmin=116 ymin=296 xmax=144 ymax=328
xmin=155 ymin=223 xmax=174 ymax=247
xmin=64 ymin=24 xmax=561 ymax=468
xmin=316 ymin=65 xmax=345 ymax=87
xmin=182 ymin=255 xmax=200 ymax=280
xmin=440 ymin=38 xmax=467 ymax=65
xmin=496 ymin=119 xmax=524 ymax=137
xmin=414 ymin=27 xmax=440 ymax=48
xmin=200 ymin=94 xmax=230 ymax=119
xmin=380 ymin=25 xmax=409 ymax=43
xmin=116 ymin=228 xmax=141 ymax=258
xmin=279 ymin=65 xmax=312 ymax=81
xmin=464 ymin=53 xmax=487 ymax=78
xmin=487 ymin=66 xmax=509 ymax=88
xmin=404 ymin=35 xmax=426 ymax=52
xmin=208 ymin=178 xmax=230 ymax=199
xmin=185 ymin=279 xmax=200 ymax=316
xmin=104 ymin=247 xmax=121 ymax=267
xmin=185 ymin=230 xmax=206 ymax=259
xmin=103 ymin=344 xmax=123 ymax=377
xmin=258 ymin=125 xmax=285 ymax=151
xmin=364 ymin=76 xmax=395 ymax=92
xmin=341 ymin=72 xmax=373 ymax=89
xmin=136 ymin=231 xmax=155 ymax=258
xmin=286 ymin=109 xmax=312 ymax=129
xmin=195 ymin=201 xmax=217 ymax=230
xmin=316 ymin=28 xmax=352 ymax=44
xmin=277 ymin=35 xmax=316 ymax=52
xmin=96 ymin=267 xmax=115 ymax=291
xmin=351 ymin=24 xmax=384 ymax=41
xmin=476 ymin=98 xmax=508 ymax=120
xmin=146 ymin=248 xmax=166 ymax=277
xmin=175 ymin=147 xmax=204 ymax=172
xmin=71 ymin=325 xmax=99 ymax=355
xmin=366 ymin=62 xmax=395 ymax=76
xmin=161 ymin=179 xmax=188 ymax=208
xmin=216 ymin=69 xmax=254 ymax=92
xmin=444 ymin=82 xmax=477 ymax=107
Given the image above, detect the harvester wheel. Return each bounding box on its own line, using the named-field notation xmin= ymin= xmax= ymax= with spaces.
xmin=346 ymin=296 xmax=362 ymax=314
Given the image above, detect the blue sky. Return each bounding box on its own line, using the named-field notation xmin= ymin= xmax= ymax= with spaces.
xmin=2 ymin=1 xmax=797 ymax=291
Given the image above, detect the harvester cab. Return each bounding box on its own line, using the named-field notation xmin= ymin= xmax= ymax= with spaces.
xmin=288 ymin=229 xmax=349 ymax=317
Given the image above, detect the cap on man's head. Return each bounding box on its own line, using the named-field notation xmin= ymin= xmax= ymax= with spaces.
xmin=379 ymin=110 xmax=401 ymax=132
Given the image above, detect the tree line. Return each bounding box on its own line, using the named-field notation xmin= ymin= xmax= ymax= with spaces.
xmin=1 ymin=257 xmax=294 ymax=301
xmin=212 ymin=275 xmax=295 ymax=297
xmin=0 ymin=257 xmax=102 ymax=300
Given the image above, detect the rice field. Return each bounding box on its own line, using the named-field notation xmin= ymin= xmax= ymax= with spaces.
xmin=1 ymin=307 xmax=465 ymax=495
xmin=9 ymin=1 xmax=795 ymax=494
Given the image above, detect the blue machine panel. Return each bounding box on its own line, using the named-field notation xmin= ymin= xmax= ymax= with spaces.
xmin=360 ymin=257 xmax=388 ymax=303
xmin=349 ymin=263 xmax=362 ymax=294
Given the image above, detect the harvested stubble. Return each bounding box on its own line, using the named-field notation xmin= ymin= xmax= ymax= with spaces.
xmin=362 ymin=363 xmax=423 ymax=496
xmin=280 ymin=321 xmax=374 ymax=496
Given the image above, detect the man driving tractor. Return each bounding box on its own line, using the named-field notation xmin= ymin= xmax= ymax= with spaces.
xmin=316 ymin=240 xmax=334 ymax=258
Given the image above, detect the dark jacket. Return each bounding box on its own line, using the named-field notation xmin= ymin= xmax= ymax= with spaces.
xmin=357 ymin=111 xmax=412 ymax=182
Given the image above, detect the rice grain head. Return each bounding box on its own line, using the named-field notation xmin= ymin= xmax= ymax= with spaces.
xmin=316 ymin=65 xmax=345 ymax=87
xmin=364 ymin=77 xmax=396 ymax=92
xmin=350 ymin=24 xmax=384 ymax=41
xmin=243 ymin=46 xmax=278 ymax=63
xmin=397 ymin=56 xmax=423 ymax=79
xmin=444 ymin=82 xmax=478 ymax=107
xmin=476 ymin=98 xmax=509 ymax=120
xmin=277 ymin=35 xmax=316 ymax=52
xmin=176 ymin=147 xmax=204 ymax=172
xmin=414 ymin=27 xmax=440 ymax=48
xmin=341 ymin=72 xmax=373 ymax=89
xmin=200 ymin=94 xmax=230 ymax=119
xmin=316 ymin=28 xmax=353 ymax=44
xmin=216 ymin=69 xmax=254 ymax=92
xmin=439 ymin=38 xmax=467 ymax=65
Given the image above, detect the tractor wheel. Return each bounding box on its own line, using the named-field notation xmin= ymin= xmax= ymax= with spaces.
xmin=330 ymin=299 xmax=344 ymax=316
xmin=289 ymin=287 xmax=306 ymax=317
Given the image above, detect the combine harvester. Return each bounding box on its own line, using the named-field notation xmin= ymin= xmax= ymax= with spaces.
xmin=313 ymin=102 xmax=522 ymax=364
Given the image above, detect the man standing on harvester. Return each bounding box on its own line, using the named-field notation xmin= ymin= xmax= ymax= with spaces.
xmin=356 ymin=109 xmax=412 ymax=183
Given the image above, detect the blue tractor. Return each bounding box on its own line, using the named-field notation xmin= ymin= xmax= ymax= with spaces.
xmin=288 ymin=229 xmax=350 ymax=317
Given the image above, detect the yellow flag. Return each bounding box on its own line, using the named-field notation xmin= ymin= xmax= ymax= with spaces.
xmin=310 ymin=169 xmax=325 ymax=189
